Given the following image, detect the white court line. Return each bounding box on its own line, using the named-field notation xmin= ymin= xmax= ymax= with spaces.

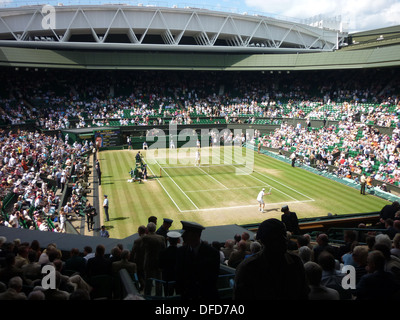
xmin=220 ymin=150 xmax=309 ymax=202
xmin=213 ymin=150 xmax=298 ymax=201
xmin=179 ymin=199 xmax=315 ymax=213
xmin=236 ymin=165 xmax=299 ymax=202
xmin=196 ymin=166 xmax=229 ymax=189
xmin=143 ymin=159 xmax=184 ymax=213
xmin=149 ymin=157 xmax=314 ymax=212
xmin=185 ymin=185 xmax=266 ymax=193
xmin=147 ymin=148 xmax=313 ymax=212
xmin=156 ymin=160 xmax=200 ymax=210
xmin=253 ymin=170 xmax=314 ymax=201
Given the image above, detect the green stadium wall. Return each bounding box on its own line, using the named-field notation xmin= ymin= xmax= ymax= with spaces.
xmin=0 ymin=44 xmax=400 ymax=70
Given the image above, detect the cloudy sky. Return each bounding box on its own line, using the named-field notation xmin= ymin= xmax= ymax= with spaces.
xmin=243 ymin=0 xmax=400 ymax=32
xmin=1 ymin=0 xmax=399 ymax=32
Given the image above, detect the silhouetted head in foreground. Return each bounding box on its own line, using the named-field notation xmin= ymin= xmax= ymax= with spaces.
xmin=256 ymin=218 xmax=288 ymax=256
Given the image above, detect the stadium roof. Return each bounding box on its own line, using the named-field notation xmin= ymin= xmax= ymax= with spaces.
xmin=0 ymin=4 xmax=346 ymax=53
xmin=0 ymin=5 xmax=398 ymax=70
xmin=340 ymin=25 xmax=400 ymax=51
xmin=351 ymin=25 xmax=400 ymax=39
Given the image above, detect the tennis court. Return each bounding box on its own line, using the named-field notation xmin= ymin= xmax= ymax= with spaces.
xmin=147 ymin=153 xmax=314 ymax=212
xmin=98 ymin=146 xmax=389 ymax=238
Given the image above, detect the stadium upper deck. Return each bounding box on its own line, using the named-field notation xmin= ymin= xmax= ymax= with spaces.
xmin=0 ymin=4 xmax=346 ymax=53
xmin=0 ymin=5 xmax=399 ymax=70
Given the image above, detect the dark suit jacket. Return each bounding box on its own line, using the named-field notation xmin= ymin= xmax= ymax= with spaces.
xmin=356 ymin=270 xmax=400 ymax=300
xmin=131 ymin=236 xmax=144 ymax=272
xmin=159 ymin=245 xmax=178 ymax=282
xmin=86 ymin=256 xmax=112 ymax=279
xmin=281 ymin=211 xmax=300 ymax=234
xmin=175 ymin=242 xmax=220 ymax=300
xmin=234 ymin=250 xmax=309 ymax=300
xmin=64 ymin=256 xmax=87 ymax=276
xmin=141 ymin=232 xmax=166 ymax=272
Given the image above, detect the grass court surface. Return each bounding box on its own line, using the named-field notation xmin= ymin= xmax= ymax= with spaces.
xmin=98 ymin=146 xmax=389 ymax=238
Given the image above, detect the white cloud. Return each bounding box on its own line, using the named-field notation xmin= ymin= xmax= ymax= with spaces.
xmin=0 ymin=0 xmax=13 ymax=5
xmin=244 ymin=0 xmax=400 ymax=31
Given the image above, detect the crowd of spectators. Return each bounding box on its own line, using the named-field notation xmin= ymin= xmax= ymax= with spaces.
xmin=0 ymin=206 xmax=399 ymax=300
xmin=257 ymin=118 xmax=400 ymax=187
xmin=227 ymin=216 xmax=399 ymax=300
xmin=0 ymin=129 xmax=93 ymax=232
xmin=0 ymin=68 xmax=399 ymax=212
xmin=0 ymin=68 xmax=399 ymax=181
xmin=0 ymin=68 xmax=398 ymax=131
xmin=0 ymin=67 xmax=399 ymax=235
xmin=0 ymin=68 xmax=399 ymax=129
xmin=0 ymin=67 xmax=400 ymax=300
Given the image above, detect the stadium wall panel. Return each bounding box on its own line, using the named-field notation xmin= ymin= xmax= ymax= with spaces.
xmin=0 ymin=44 xmax=399 ymax=70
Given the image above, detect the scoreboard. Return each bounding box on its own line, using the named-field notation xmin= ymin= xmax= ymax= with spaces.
xmin=94 ymin=128 xmax=121 ymax=147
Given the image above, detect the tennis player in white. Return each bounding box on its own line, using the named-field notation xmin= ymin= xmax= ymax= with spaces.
xmin=257 ymin=188 xmax=271 ymax=212
xmin=195 ymin=149 xmax=201 ymax=167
